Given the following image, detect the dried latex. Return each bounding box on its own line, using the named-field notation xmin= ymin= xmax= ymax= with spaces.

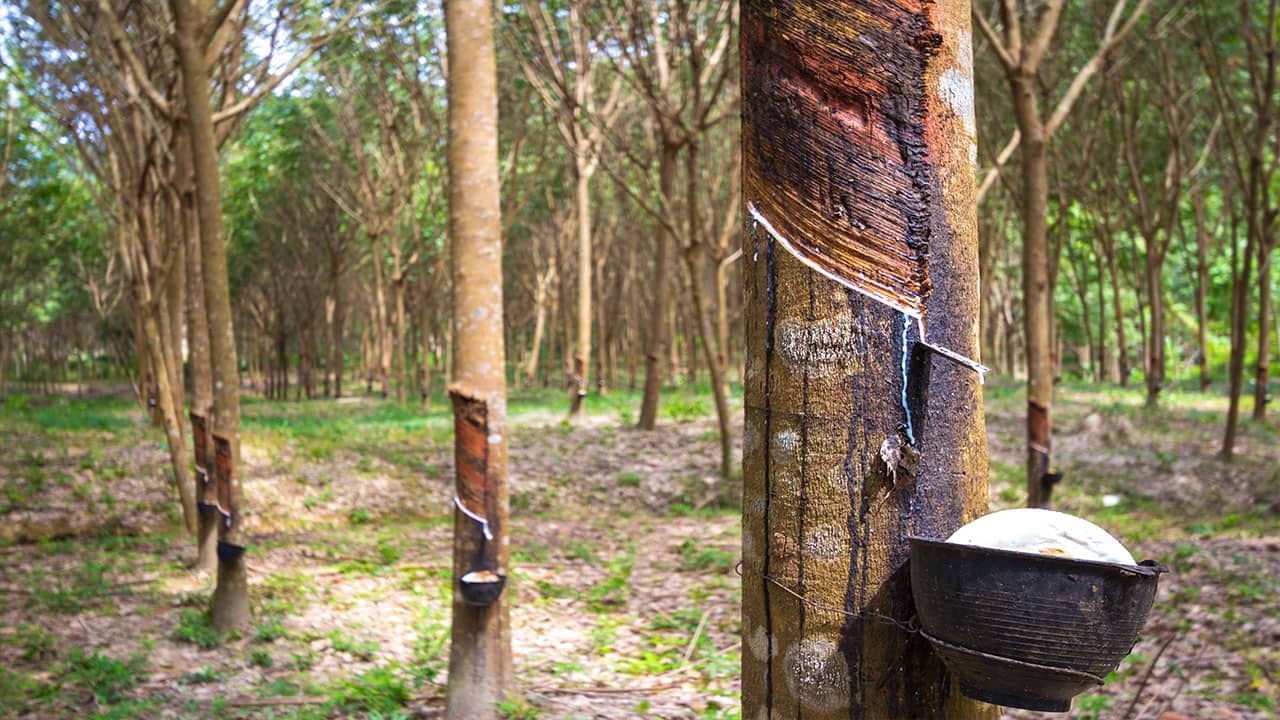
xmin=946 ymin=508 xmax=1136 ymax=565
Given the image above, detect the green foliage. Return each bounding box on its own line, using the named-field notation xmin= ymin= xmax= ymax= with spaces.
xmin=29 ymin=560 xmax=113 ymax=614
xmin=254 ymin=615 xmax=288 ymax=643
xmin=588 ymin=552 xmax=635 ymax=612
xmin=676 ymin=538 xmax=736 ymax=573
xmin=179 ymin=666 xmax=224 ymax=685
xmin=329 ymin=666 xmax=410 ymax=714
xmin=16 ymin=624 xmax=57 ymax=663
xmin=663 ymin=396 xmax=709 ymax=422
xmin=329 ymin=630 xmax=380 ymax=661
xmin=62 ymin=648 xmax=148 ymax=705
xmin=616 ymin=471 xmax=643 ymax=487
xmin=496 ymin=693 xmax=543 ymax=719
xmin=249 ymin=648 xmax=274 ymax=668
xmin=171 ymin=609 xmax=224 ymax=649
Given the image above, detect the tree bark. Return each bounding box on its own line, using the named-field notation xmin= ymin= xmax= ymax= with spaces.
xmin=741 ymin=1 xmax=994 ymax=716
xmin=1011 ymin=74 xmax=1055 ymax=508
xmin=637 ymin=141 xmax=680 ymax=429
xmin=1254 ymin=248 xmax=1273 ymax=419
xmin=523 ymin=273 xmax=548 ymax=388
xmin=1193 ymin=195 xmax=1210 ymax=392
xmin=444 ymin=0 xmax=511 ymax=715
xmin=171 ymin=0 xmax=248 ymax=631
xmin=371 ymin=234 xmax=392 ymax=398
xmin=683 ymin=143 xmax=732 ymax=478
xmin=182 ymin=165 xmax=218 ymax=572
xmin=1105 ymin=235 xmax=1128 ymax=386
xmin=1145 ymin=260 xmax=1166 ymax=407
xmin=1222 ymin=205 xmax=1254 ymax=460
xmin=569 ymin=153 xmax=592 ymax=418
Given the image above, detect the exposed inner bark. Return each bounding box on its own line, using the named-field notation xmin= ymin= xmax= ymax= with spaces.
xmin=742 ymin=0 xmax=939 ymax=318
xmin=190 ymin=412 xmax=218 ymax=570
xmin=450 ymin=388 xmax=494 ymax=561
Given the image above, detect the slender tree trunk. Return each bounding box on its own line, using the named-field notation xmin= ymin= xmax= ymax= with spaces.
xmin=1094 ymin=244 xmax=1108 ymax=384
xmin=741 ymin=1 xmax=994 ymax=716
xmin=1254 ymin=247 xmax=1273 ymax=419
xmin=1194 ymin=196 xmax=1210 ymax=392
xmin=684 ymin=246 xmax=732 ymax=478
xmin=183 ymin=174 xmax=218 ymax=572
xmin=683 ymin=145 xmax=731 ymax=478
xmin=165 ymin=225 xmax=186 ymax=418
xmin=1145 ymin=257 xmax=1165 ymax=407
xmin=139 ymin=297 xmax=198 ymax=536
xmin=420 ymin=283 xmax=434 ymax=406
xmin=717 ymin=250 xmax=738 ymax=384
xmin=569 ymin=153 xmax=592 ymax=418
xmin=1011 ymin=72 xmax=1055 ymax=507
xmin=595 ymin=269 xmax=607 ymax=396
xmin=523 ymin=277 xmax=548 ymax=387
xmin=444 ymin=0 xmax=511 ymax=713
xmin=395 ymin=278 xmax=408 ymax=403
xmin=637 ymin=142 xmax=680 ymax=429
xmin=1106 ymin=245 xmax=1128 ymax=386
xmin=1222 ymin=206 xmax=1254 ymax=460
xmin=371 ymin=236 xmax=391 ymax=398
xmin=172 ymin=0 xmax=248 ymax=631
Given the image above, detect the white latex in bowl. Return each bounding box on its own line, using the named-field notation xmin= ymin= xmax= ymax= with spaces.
xmin=946 ymin=508 xmax=1136 ymax=565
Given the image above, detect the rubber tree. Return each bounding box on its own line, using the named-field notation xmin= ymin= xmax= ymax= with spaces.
xmin=171 ymin=0 xmax=248 ymax=631
xmin=973 ymin=0 xmax=1150 ymax=506
xmin=444 ymin=0 xmax=512 ymax=715
xmin=740 ymin=0 xmax=995 ymax=717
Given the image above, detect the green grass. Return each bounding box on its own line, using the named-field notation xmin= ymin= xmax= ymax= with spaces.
xmin=171 ymin=609 xmax=225 ymax=649
xmin=62 ymin=647 xmax=149 ymax=705
xmin=328 ymin=666 xmax=410 ymax=714
xmin=29 ymin=560 xmax=115 ymax=614
xmin=676 ymin=538 xmax=736 ymax=573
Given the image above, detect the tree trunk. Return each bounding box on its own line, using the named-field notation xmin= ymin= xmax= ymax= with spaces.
xmin=165 ymin=224 xmax=186 ymax=419
xmin=1253 ymin=247 xmax=1273 ymax=420
xmin=183 ymin=172 xmax=218 ymax=572
xmin=523 ymin=275 xmax=548 ymax=388
xmin=139 ymin=299 xmax=198 ymax=536
xmin=569 ymin=153 xmax=592 ymax=418
xmin=1194 ymin=196 xmax=1210 ymax=392
xmin=371 ymin=235 xmax=391 ymax=398
xmin=1222 ymin=206 xmax=1254 ymax=460
xmin=684 ymin=246 xmax=732 ymax=478
xmin=395 ymin=277 xmax=408 ymax=403
xmin=1011 ymin=74 xmax=1055 ymax=508
xmin=444 ymin=0 xmax=512 ymax=714
xmin=1145 ymin=257 xmax=1165 ymax=407
xmin=171 ymin=0 xmax=248 ymax=631
xmin=637 ymin=142 xmax=680 ymax=429
xmin=741 ymin=1 xmax=994 ymax=716
xmin=683 ymin=144 xmax=731 ymax=478
xmin=1106 ymin=242 xmax=1128 ymax=386
xmin=1094 ymin=242 xmax=1108 ymax=384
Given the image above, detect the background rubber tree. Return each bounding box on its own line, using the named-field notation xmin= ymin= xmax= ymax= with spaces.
xmin=444 ymin=0 xmax=512 ymax=715
xmin=740 ymin=0 xmax=996 ymax=716
xmin=971 ymin=0 xmax=1151 ymax=507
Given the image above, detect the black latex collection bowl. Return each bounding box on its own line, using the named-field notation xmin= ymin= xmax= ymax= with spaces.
xmin=908 ymin=536 xmax=1166 ymax=712
xmin=459 ymin=571 xmax=507 ymax=607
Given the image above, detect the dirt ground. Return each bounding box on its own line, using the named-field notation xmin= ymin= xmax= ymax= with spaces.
xmin=0 ymin=380 xmax=1276 ymax=719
